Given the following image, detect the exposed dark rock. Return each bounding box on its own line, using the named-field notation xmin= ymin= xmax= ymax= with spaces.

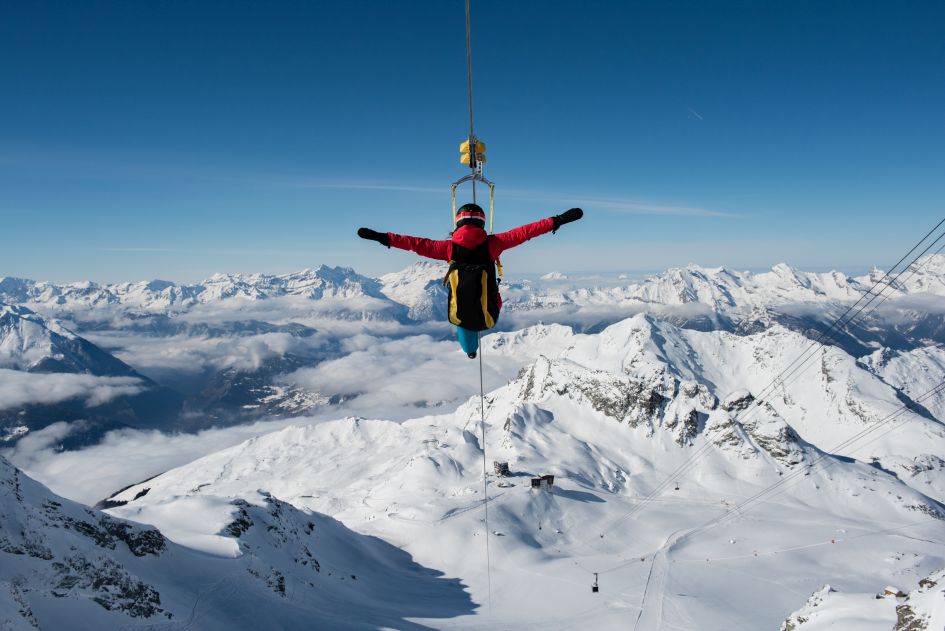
xmin=721 ymin=391 xmax=755 ymax=412
xmin=667 ymin=408 xmax=699 ymax=445
xmin=52 ymin=554 xmax=167 ymax=618
xmin=64 ymin=515 xmax=166 ymax=557
xmin=224 ymin=501 xmax=254 ymax=538
xmin=10 ymin=577 xmax=39 ymax=629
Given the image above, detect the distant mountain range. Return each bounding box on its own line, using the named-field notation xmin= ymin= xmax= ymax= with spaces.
xmin=0 ymin=265 xmax=408 ymax=323
xmin=2 ymin=256 xmax=943 ymax=447
xmin=4 ymin=256 xmax=944 ymax=326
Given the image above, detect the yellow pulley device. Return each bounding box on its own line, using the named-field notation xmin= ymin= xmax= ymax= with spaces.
xmin=451 ymin=135 xmax=495 ymax=231
xmin=459 ymin=138 xmax=486 ymax=167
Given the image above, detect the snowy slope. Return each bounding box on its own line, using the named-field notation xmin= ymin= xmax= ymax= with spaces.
xmin=103 ymin=315 xmax=945 ymax=629
xmin=0 ymin=455 xmax=473 ymax=630
xmin=104 ymin=411 xmax=945 ymax=629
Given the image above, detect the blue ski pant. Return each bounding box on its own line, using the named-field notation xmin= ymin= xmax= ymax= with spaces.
xmin=456 ymin=314 xmax=499 ymax=354
xmin=456 ymin=326 xmax=480 ymax=354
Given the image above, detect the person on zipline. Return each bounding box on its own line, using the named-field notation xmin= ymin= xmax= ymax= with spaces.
xmin=358 ymin=205 xmax=583 ymax=358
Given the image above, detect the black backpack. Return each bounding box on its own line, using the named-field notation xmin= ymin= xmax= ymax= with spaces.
xmin=443 ymin=239 xmax=500 ymax=332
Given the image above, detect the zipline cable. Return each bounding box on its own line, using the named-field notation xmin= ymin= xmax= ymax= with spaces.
xmin=464 ymin=0 xmax=490 ymax=612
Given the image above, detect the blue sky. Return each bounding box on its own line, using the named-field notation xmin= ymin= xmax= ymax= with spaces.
xmin=1 ymin=0 xmax=943 ymax=283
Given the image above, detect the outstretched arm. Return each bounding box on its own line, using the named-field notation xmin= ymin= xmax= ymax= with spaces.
xmin=388 ymin=233 xmax=452 ymax=261
xmin=488 ymin=208 xmax=583 ymax=259
xmin=358 ymin=227 xmax=451 ymax=261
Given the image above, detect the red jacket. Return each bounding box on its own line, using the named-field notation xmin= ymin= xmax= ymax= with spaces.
xmin=388 ymin=218 xmax=555 ymax=315
xmin=387 ymin=217 xmax=555 ymax=263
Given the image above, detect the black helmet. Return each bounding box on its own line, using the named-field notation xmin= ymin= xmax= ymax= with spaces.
xmin=455 ymin=203 xmax=486 ymax=228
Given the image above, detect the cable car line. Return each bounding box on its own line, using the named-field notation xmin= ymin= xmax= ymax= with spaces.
xmin=563 ymin=216 xmax=945 ymax=591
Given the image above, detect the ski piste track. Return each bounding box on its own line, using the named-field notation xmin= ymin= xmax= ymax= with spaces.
xmin=634 ymin=530 xmax=674 ymax=630
xmin=612 ymin=514 xmax=943 ymax=630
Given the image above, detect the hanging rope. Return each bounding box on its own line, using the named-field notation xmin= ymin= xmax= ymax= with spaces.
xmin=450 ymin=0 xmax=496 ymax=230
xmin=465 ymin=0 xmax=475 ymax=139
xmin=465 ymin=0 xmax=477 ymax=205
xmin=459 ymin=5 xmax=493 ymax=610
xmin=477 ymin=331 xmax=493 ymax=614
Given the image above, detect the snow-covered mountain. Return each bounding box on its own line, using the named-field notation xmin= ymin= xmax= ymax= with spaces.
xmin=556 ymin=315 xmax=944 ymax=472
xmin=509 ymin=256 xmax=945 ymax=312
xmin=0 ymin=265 xmax=410 ymax=324
xmin=0 ymin=455 xmax=473 ymax=630
xmin=0 ymin=304 xmax=137 ymax=376
xmin=101 ymin=315 xmax=945 ymax=628
xmin=8 ymin=256 xmax=945 ymax=331
xmin=379 ymin=261 xmax=449 ymax=321
xmin=0 ymin=304 xmax=184 ymax=445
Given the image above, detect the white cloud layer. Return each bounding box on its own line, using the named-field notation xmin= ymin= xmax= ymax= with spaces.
xmin=282 ymin=333 xmax=527 ymax=418
xmin=85 ymin=318 xmax=435 ymax=379
xmin=100 ymin=331 xmax=329 ymax=375
xmin=0 ymin=369 xmax=146 ymax=410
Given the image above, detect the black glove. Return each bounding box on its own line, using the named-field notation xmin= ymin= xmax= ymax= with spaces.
xmin=357 ymin=227 xmax=391 ymax=247
xmin=552 ymin=208 xmax=584 ymax=233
